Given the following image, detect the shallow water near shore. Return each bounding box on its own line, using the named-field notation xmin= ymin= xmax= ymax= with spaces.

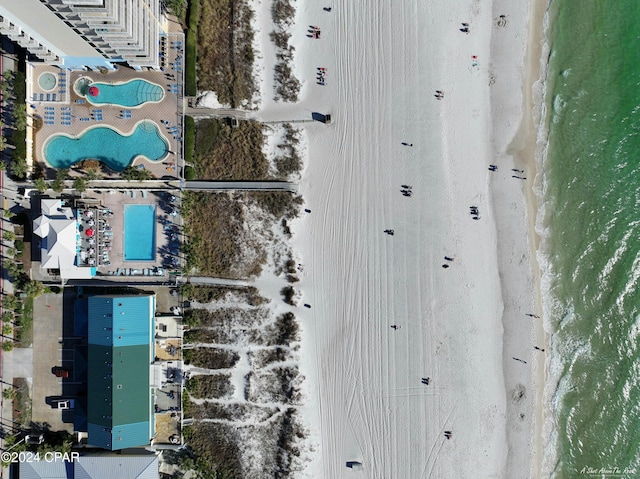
xmin=542 ymin=0 xmax=640 ymax=476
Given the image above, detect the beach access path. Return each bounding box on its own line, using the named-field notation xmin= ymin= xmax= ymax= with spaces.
xmin=253 ymin=0 xmax=543 ymax=477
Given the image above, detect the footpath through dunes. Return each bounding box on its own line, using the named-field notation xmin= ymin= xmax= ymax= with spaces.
xmin=287 ymin=0 xmax=539 ymax=478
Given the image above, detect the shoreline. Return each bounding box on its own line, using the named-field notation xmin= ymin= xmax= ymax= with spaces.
xmin=489 ymin=0 xmax=549 ymax=475
xmin=508 ymin=0 xmax=550 ymax=476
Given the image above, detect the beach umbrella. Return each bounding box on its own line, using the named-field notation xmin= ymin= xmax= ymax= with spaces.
xmin=88 ymin=86 xmax=99 ymax=97
xmin=85 ymin=228 xmax=94 ymax=237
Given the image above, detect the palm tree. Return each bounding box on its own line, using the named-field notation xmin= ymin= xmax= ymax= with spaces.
xmin=34 ymin=177 xmax=47 ymax=193
xmin=9 ymin=158 xmax=28 ymax=179
xmin=73 ymin=177 xmax=87 ymax=193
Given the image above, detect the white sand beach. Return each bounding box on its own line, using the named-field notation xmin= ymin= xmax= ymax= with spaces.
xmin=250 ymin=0 xmax=547 ymax=477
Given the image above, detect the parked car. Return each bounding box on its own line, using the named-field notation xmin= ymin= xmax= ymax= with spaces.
xmin=25 ymin=434 xmax=44 ymax=445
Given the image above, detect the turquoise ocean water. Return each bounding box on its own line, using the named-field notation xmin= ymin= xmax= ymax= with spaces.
xmin=542 ymin=0 xmax=640 ymax=477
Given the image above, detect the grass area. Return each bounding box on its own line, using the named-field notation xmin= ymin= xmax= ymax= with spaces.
xmin=186 ymin=374 xmax=234 ymax=399
xmin=12 ymin=378 xmax=31 ymax=428
xmin=184 ymin=115 xmax=195 ymax=165
xmin=194 ymin=119 xmax=268 ymax=180
xmin=180 ymin=284 xmax=265 ymax=305
xmin=245 ymin=191 xmax=303 ymax=220
xmin=196 ymin=0 xmax=256 ymax=107
xmin=183 ymin=424 xmax=243 ymax=478
xmin=166 ymin=0 xmax=189 ymax=24
xmin=273 ymin=123 xmax=303 ymax=179
xmin=16 ymin=296 xmax=33 ymax=347
xmin=181 ymin=192 xmax=243 ymax=276
xmin=185 ymin=0 xmax=199 ymax=96
xmin=183 ymin=347 xmax=239 ymax=369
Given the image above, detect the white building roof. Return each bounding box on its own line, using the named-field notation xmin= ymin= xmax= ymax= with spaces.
xmin=0 ymin=1 xmax=105 ymax=60
xmin=34 ymin=199 xmax=94 ymax=280
xmin=39 ymin=217 xmax=77 ymax=270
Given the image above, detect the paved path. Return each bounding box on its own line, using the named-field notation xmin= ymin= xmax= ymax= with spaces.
xmin=184 ymin=181 xmax=298 ymax=193
xmin=177 ymin=276 xmax=250 ymax=288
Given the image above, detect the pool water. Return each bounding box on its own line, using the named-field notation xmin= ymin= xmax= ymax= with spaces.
xmin=38 ymin=72 xmax=57 ymax=91
xmin=85 ymin=79 xmax=164 ymax=107
xmin=124 ymin=204 xmax=156 ymax=261
xmin=43 ymin=120 xmax=168 ymax=171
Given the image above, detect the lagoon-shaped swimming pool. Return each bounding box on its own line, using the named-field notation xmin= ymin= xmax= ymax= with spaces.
xmin=80 ymin=78 xmax=164 ymax=107
xmin=43 ymin=120 xmax=169 ymax=171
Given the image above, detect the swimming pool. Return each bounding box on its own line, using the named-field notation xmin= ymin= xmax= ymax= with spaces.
xmin=43 ymin=120 xmax=169 ymax=171
xmin=81 ymin=79 xmax=164 ymax=107
xmin=38 ymin=72 xmax=57 ymax=91
xmin=124 ymin=204 xmax=156 ymax=261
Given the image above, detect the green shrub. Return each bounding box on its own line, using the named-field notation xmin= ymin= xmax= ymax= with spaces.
xmin=185 ymin=0 xmax=199 ymax=96
xmin=184 ymin=115 xmax=195 ymax=164
xmin=184 ymin=165 xmax=196 ymax=180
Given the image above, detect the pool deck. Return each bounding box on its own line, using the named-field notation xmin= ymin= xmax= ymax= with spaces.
xmin=94 ymin=189 xmax=182 ymax=279
xmin=26 ymin=30 xmax=184 ymax=181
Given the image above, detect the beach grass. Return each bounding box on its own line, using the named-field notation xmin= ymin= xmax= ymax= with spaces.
xmin=181 ymin=191 xmax=263 ymax=278
xmin=196 ymin=0 xmax=256 ymax=107
xmin=186 ymin=374 xmax=234 ymax=399
xmin=245 ymin=191 xmax=303 ymax=220
xmin=194 ymin=119 xmax=269 ymax=180
xmin=183 ymin=347 xmax=240 ymax=369
xmin=180 ymin=284 xmax=265 ymax=305
xmin=183 ymin=424 xmax=243 ymax=478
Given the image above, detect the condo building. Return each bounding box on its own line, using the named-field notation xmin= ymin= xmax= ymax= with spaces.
xmin=0 ymin=0 xmax=164 ymax=70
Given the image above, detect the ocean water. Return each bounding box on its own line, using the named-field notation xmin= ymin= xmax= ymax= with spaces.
xmin=541 ymin=0 xmax=640 ymax=477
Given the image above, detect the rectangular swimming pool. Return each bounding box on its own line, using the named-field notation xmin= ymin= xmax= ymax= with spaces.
xmin=124 ymin=204 xmax=156 ymax=261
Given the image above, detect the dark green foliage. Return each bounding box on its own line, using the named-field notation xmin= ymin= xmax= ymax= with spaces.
xmin=185 ymin=0 xmax=199 ymax=96
xmin=183 ymin=347 xmax=239 ymax=369
xmin=184 ymin=115 xmax=196 ymax=164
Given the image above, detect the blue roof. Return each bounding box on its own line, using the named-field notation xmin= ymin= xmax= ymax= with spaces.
xmin=85 ymin=295 xmax=155 ymax=450
xmin=19 ymin=461 xmax=71 ymax=479
xmin=75 ymin=455 xmax=158 ymax=479
xmin=88 ymin=296 xmax=154 ymax=347
xmin=20 ymin=455 xmax=158 ymax=479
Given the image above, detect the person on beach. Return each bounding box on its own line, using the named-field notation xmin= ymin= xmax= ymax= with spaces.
xmin=391 ymin=325 xmax=400 ymax=330
xmin=534 ymin=346 xmax=545 ymax=352
xmin=384 ymin=229 xmax=395 ymax=235
xmin=442 ymin=264 xmax=449 ymax=269
xmin=421 ymin=377 xmax=430 ymax=385
xmin=401 ymin=142 xmax=413 ymax=147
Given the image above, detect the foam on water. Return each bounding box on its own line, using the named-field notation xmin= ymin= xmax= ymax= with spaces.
xmin=538 ymin=0 xmax=640 ymax=476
